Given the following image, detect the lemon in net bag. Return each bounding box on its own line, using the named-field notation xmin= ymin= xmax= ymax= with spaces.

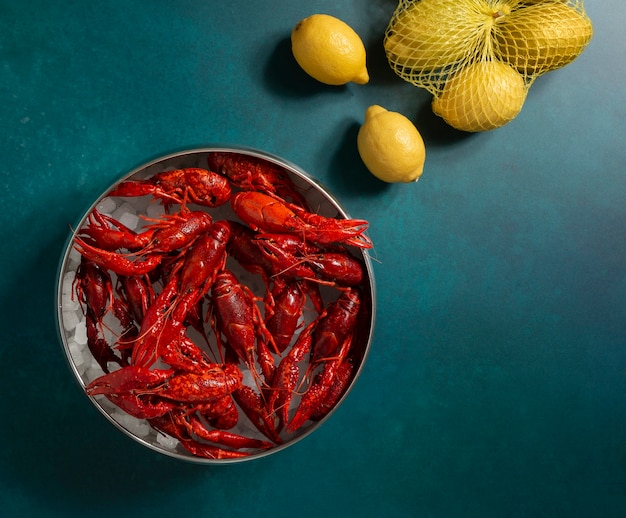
xmin=384 ymin=0 xmax=593 ymax=132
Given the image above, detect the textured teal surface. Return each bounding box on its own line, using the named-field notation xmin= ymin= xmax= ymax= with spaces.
xmin=1 ymin=1 xmax=625 ymax=516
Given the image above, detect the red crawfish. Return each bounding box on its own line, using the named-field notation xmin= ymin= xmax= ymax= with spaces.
xmin=113 ymin=274 xmax=154 ymax=361
xmin=73 ymin=210 xmax=214 ymax=277
xmin=78 ymin=209 xmax=214 ymax=255
xmin=79 ymin=209 xmax=153 ymax=251
xmin=109 ymin=168 xmax=232 ymax=208
xmin=73 ymin=238 xmax=162 ymax=277
xmin=167 ymin=220 xmax=231 ymax=364
xmin=227 ymin=222 xmax=326 ymax=315
xmin=230 ymin=191 xmax=372 ymax=249
xmin=73 ymin=257 xmax=128 ymax=373
xmin=264 ymin=278 xmax=307 ymax=353
xmin=83 ymin=207 xmax=211 ymax=252
xmin=149 ymin=410 xmax=258 ymax=459
xmin=152 ymin=223 xmax=231 ymax=371
xmin=310 ymin=287 xmax=361 ymax=366
xmin=207 ymin=151 xmax=309 ymax=208
xmin=171 ymin=220 xmax=230 ymax=322
xmin=227 ymin=220 xmax=275 ymax=282
xmin=73 ymin=256 xmax=114 ymax=320
xmin=172 ymin=220 xmax=231 ymax=352
xmin=210 ymin=269 xmax=279 ymax=382
xmin=227 ymin=221 xmax=316 ymax=323
xmin=85 ymin=366 xmax=176 ymax=419
xmin=233 ymin=385 xmax=282 ymax=444
xmin=310 ymin=361 xmax=354 ymax=422
xmin=140 ymin=210 xmax=214 ymax=255
xmin=253 ymin=233 xmax=365 ymax=287
xmin=116 ymin=274 xmax=154 ymax=326
xmin=182 ymin=411 xmax=274 ymax=451
xmin=129 ymin=273 xmax=179 ymax=368
xmin=287 ymin=335 xmax=354 ymax=432
xmin=266 ymin=320 xmax=316 ymax=430
xmin=130 ymin=222 xmax=230 ymax=369
xmin=86 ymin=363 xmax=243 ymax=408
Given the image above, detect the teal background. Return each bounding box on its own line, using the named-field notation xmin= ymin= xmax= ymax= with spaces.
xmin=1 ymin=1 xmax=624 ymax=516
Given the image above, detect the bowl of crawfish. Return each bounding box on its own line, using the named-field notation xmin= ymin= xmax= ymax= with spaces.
xmin=56 ymin=146 xmax=376 ymax=463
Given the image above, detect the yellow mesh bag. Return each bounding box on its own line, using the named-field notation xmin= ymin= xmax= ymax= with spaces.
xmin=384 ymin=0 xmax=593 ymax=131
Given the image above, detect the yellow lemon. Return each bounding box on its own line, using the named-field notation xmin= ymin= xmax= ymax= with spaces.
xmin=494 ymin=2 xmax=593 ymax=75
xmin=432 ymin=61 xmax=528 ymax=132
xmin=385 ymin=0 xmax=494 ymax=75
xmin=291 ymin=14 xmax=369 ymax=86
xmin=357 ymin=105 xmax=426 ymax=183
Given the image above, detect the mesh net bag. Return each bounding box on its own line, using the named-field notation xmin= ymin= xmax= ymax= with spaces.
xmin=384 ymin=0 xmax=593 ymax=131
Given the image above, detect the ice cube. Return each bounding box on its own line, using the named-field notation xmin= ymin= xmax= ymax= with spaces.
xmin=97 ymin=395 xmax=118 ymax=412
xmin=96 ymin=197 xmax=117 ymax=215
xmin=156 ymin=432 xmax=179 ymax=450
xmin=118 ymin=211 xmax=140 ymax=231
xmin=62 ymin=273 xmax=81 ymax=311
xmin=73 ymin=320 xmax=88 ymax=345
xmin=66 ymin=249 xmax=82 ymax=270
xmin=85 ymin=362 xmax=105 ymax=383
xmin=62 ymin=271 xmax=76 ymax=295
xmin=112 ymin=202 xmax=136 ymax=222
xmin=111 ymin=411 xmax=151 ymax=438
xmin=146 ymin=201 xmax=165 ymax=219
xmin=132 ymin=421 xmax=151 ymax=438
xmin=63 ymin=297 xmax=80 ymax=312
xmin=62 ymin=310 xmax=80 ymax=331
xmin=75 ymin=360 xmax=88 ymax=377
xmin=68 ymin=340 xmax=85 ymax=368
xmin=111 ymin=410 xmax=130 ymax=426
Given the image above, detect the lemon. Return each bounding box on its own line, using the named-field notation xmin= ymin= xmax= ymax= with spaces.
xmin=357 ymin=105 xmax=426 ymax=183
xmin=432 ymin=61 xmax=527 ymax=132
xmin=494 ymin=2 xmax=593 ymax=75
xmin=291 ymin=14 xmax=369 ymax=86
xmin=384 ymin=0 xmax=496 ymax=75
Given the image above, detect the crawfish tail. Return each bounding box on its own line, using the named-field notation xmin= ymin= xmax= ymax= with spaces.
xmin=310 ymin=287 xmax=361 ymax=366
xmin=286 ymin=366 xmax=334 ymax=432
xmin=310 ymin=361 xmax=354 ymax=421
xmin=233 ymin=386 xmax=282 ymax=444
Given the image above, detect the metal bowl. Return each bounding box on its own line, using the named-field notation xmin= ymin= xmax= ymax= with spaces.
xmin=56 ymin=146 xmax=376 ymax=463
